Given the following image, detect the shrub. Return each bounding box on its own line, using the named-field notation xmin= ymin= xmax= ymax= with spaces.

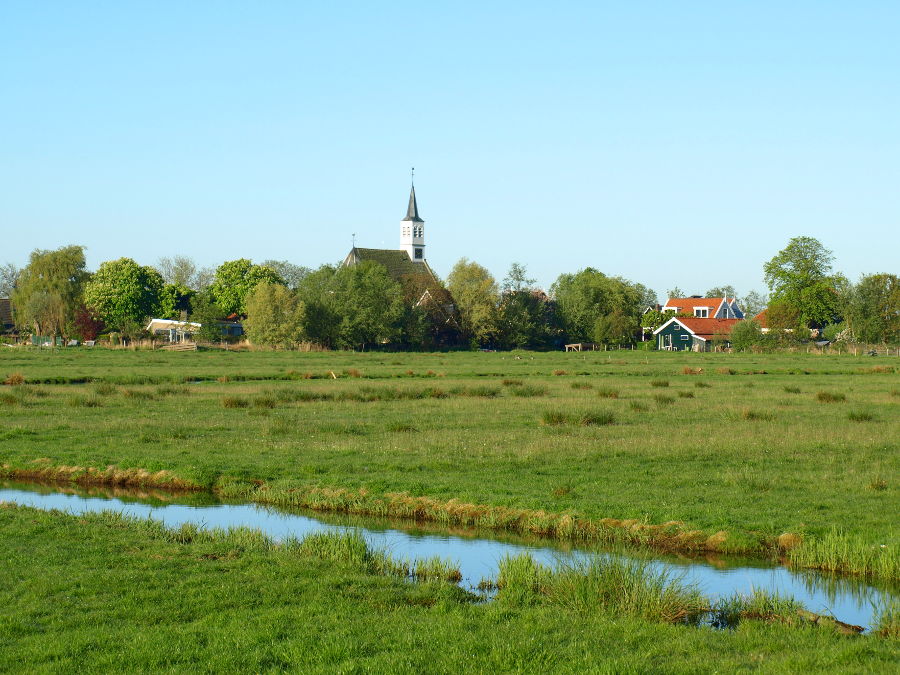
xmin=3 ymin=373 xmax=25 ymax=386
xmin=650 ymin=379 xmax=669 ymax=388
xmin=816 ymin=391 xmax=845 ymax=403
xmin=222 ymin=396 xmax=250 ymax=409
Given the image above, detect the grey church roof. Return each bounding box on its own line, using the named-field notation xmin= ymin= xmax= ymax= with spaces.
xmin=402 ymin=185 xmax=424 ymax=223
xmin=342 ymin=248 xmax=438 ymax=285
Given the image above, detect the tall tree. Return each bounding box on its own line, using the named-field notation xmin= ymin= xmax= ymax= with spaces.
xmin=244 ymin=282 xmax=305 ymax=348
xmin=331 ymin=261 xmax=404 ymax=350
xmin=295 ymin=265 xmax=342 ymax=348
xmin=208 ymin=259 xmax=285 ymax=316
xmin=156 ymin=255 xmax=198 ymax=287
xmin=763 ymin=236 xmax=846 ymax=327
xmin=83 ymin=258 xmax=164 ymax=334
xmin=845 ymin=273 xmax=900 ymax=344
xmin=665 ymin=286 xmax=685 ymax=299
xmin=502 ymin=262 xmax=536 ymax=293
xmin=0 ymin=262 xmax=19 ymax=297
xmin=447 ymin=258 xmax=499 ymax=347
xmin=261 ymin=260 xmax=311 ymax=290
xmin=705 ymin=285 xmax=738 ymax=299
xmin=551 ymin=268 xmax=644 ymax=343
xmin=12 ymin=246 xmax=88 ymax=338
xmin=741 ymin=290 xmax=768 ymax=318
xmin=158 ymin=283 xmax=195 ymax=319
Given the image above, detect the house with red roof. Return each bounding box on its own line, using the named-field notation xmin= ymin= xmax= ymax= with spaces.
xmin=652 ymin=316 xmax=741 ymax=351
xmin=661 ymin=296 xmax=744 ymax=319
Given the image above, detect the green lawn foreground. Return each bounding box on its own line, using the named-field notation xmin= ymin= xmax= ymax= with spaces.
xmin=1 ymin=348 xmax=898 ymax=577
xmin=1 ymin=504 xmax=896 ymax=673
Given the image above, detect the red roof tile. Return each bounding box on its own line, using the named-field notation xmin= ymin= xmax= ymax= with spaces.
xmin=754 ymin=310 xmax=768 ymax=328
xmin=670 ymin=317 xmax=740 ymax=339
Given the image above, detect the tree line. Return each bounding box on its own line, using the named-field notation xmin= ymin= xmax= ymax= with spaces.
xmin=1 ymin=236 xmax=897 ymax=349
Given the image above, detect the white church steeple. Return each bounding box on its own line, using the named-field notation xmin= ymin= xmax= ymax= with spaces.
xmin=400 ymin=169 xmax=425 ymax=262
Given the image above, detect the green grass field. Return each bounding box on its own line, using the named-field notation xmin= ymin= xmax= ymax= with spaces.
xmin=1 ymin=348 xmax=898 ymax=670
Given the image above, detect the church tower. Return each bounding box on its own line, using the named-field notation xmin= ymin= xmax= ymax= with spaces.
xmin=400 ymin=174 xmax=425 ymax=262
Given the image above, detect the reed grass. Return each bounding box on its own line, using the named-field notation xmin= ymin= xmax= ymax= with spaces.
xmin=874 ymin=599 xmax=900 ymax=639
xmin=788 ymin=528 xmax=900 ymax=580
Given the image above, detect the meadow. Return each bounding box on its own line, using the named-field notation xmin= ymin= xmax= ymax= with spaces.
xmin=1 ymin=348 xmax=898 ymax=669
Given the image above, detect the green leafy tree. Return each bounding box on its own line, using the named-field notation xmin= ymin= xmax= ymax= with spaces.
xmin=208 ymin=259 xmax=285 ymax=315
xmin=593 ymin=308 xmax=638 ymax=346
xmin=243 ymin=282 xmax=305 ymax=348
xmin=741 ymin=290 xmax=768 ymax=318
xmin=12 ymin=246 xmax=88 ymax=338
xmin=666 ymin=286 xmax=685 ymax=299
xmin=331 ymin=261 xmax=404 ymax=350
xmin=705 ymin=285 xmax=738 ymax=299
xmin=261 ymin=260 xmax=311 ymax=290
xmin=496 ymin=263 xmax=552 ymax=349
xmin=551 ymin=268 xmax=644 ymax=343
xmin=730 ymin=319 xmax=766 ymax=352
xmin=844 ymin=273 xmax=900 ymax=344
xmin=295 ymin=265 xmax=342 ymax=348
xmin=763 ymin=236 xmax=846 ymax=328
xmin=189 ymin=293 xmax=228 ymax=343
xmin=766 ymin=300 xmax=803 ymax=343
xmin=158 ymin=283 xmax=195 ymax=319
xmin=83 ymin=258 xmax=164 ymax=333
xmin=157 ymin=256 xmax=198 ymax=287
xmin=447 ymin=258 xmax=499 ymax=347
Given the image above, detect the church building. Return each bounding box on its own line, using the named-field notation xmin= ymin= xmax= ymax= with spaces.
xmin=342 ymin=178 xmax=458 ymax=333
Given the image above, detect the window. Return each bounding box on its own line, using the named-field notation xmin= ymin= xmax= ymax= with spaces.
xmin=414 ymin=248 xmax=423 ymax=259
xmin=694 ymin=308 xmax=708 ymax=318
xmin=681 ymin=335 xmax=690 ymax=341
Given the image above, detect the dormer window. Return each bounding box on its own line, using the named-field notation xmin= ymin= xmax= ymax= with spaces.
xmin=694 ymin=308 xmax=709 ymax=318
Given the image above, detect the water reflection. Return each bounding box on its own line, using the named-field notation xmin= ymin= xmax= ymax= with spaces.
xmin=1 ymin=480 xmax=895 ymax=631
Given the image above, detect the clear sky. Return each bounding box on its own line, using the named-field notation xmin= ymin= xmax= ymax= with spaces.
xmin=2 ymin=2 xmax=897 ymax=300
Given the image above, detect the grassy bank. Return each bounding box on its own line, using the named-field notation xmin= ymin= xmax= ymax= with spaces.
xmin=1 ymin=504 xmax=897 ymax=672
xmin=1 ymin=349 xmax=898 ymax=581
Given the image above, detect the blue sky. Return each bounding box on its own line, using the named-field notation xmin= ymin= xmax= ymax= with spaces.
xmin=2 ymin=2 xmax=897 ymax=300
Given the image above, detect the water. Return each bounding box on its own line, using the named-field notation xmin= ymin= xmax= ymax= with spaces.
xmin=2 ymin=481 xmax=895 ymax=631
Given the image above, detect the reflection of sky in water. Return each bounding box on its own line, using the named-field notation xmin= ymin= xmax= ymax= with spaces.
xmin=2 ymin=487 xmax=894 ymax=631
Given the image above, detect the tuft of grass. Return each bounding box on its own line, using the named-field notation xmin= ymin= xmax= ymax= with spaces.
xmin=296 ymin=531 xmax=373 ymax=568
xmin=344 ymin=368 xmax=362 ymax=378
xmin=788 ymin=528 xmax=900 ymax=580
xmin=541 ymin=411 xmax=569 ymax=426
xmin=596 ymin=388 xmax=619 ymax=399
xmin=253 ymin=395 xmax=278 ymax=409
xmin=93 ymin=383 xmax=118 ymax=396
xmin=677 ymin=391 xmax=694 ymax=399
xmin=740 ymin=408 xmax=774 ymax=421
xmin=711 ymin=590 xmax=804 ymax=630
xmin=653 ymin=394 xmax=674 ymax=406
xmin=122 ymin=388 xmax=156 ymax=401
xmin=66 ymin=394 xmax=102 ymax=408
xmin=578 ymin=411 xmax=616 ymax=427
xmin=570 ymin=381 xmax=593 ymax=390
xmin=816 ymin=391 xmax=846 ymax=403
xmin=502 ymin=379 xmax=523 ymax=387
xmin=221 ymin=396 xmax=250 ymax=409
xmin=694 ymin=381 xmax=711 ymax=388
xmin=216 ymin=376 xmax=230 ymax=383
xmin=412 ymin=556 xmax=463 ymax=583
xmin=551 ymin=485 xmax=572 ymax=498
xmin=681 ymin=367 xmax=701 ymax=375
xmin=890 ymin=389 xmax=900 ymax=398
xmin=874 ymin=599 xmax=900 ymax=639
xmin=0 ymin=392 xmax=21 ymax=406
xmin=552 ymin=369 xmax=568 ymax=376
xmin=650 ymin=379 xmax=669 ymax=388
xmin=452 ymin=385 xmax=500 ymax=398
xmin=783 ymin=386 xmax=801 ymax=394
xmin=716 ymin=367 xmax=736 ymax=375
xmin=847 ymin=410 xmax=875 ymax=422
xmin=869 ymin=476 xmax=887 ymax=492
xmin=3 ymin=372 xmax=25 ymax=386
xmin=387 ymin=422 xmax=418 ymax=433
xmin=629 ymin=401 xmax=648 ymax=412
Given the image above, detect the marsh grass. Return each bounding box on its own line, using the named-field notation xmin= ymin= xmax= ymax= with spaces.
xmin=783 ymin=386 xmax=801 ymax=394
xmin=541 ymin=411 xmax=569 ymax=426
xmin=653 ymin=394 xmax=675 ymax=406
xmin=694 ymin=381 xmax=711 ymax=388
xmin=570 ymin=382 xmax=593 ymax=390
xmin=412 ymin=556 xmax=463 ymax=583
xmin=541 ymin=410 xmax=615 ymax=427
xmin=93 ymin=383 xmax=118 ymax=396
xmin=66 ymin=394 xmax=102 ymax=408
xmin=682 ymin=367 xmax=701 ymax=375
xmin=677 ymin=391 xmax=695 ymax=399
xmin=740 ymin=408 xmax=774 ymax=421
xmin=0 ymin=391 xmax=20 ymax=406
xmin=629 ymin=401 xmax=649 ymax=412
xmin=848 ymin=410 xmax=875 ymax=422
xmin=122 ymin=388 xmax=156 ymax=401
xmin=596 ymin=388 xmax=619 ymax=399
xmin=710 ymin=590 xmax=804 ymax=629
xmin=253 ymin=395 xmax=278 ymax=409
xmin=496 ymin=554 xmax=706 ymax=624
xmin=508 ymin=384 xmax=547 ymax=397
xmin=874 ymin=599 xmax=900 ymax=639
xmin=578 ymin=411 xmax=616 ymax=426
xmin=788 ymin=528 xmax=900 ymax=579
xmin=816 ymin=391 xmax=846 ymax=403
xmin=650 ymin=379 xmax=669 ymax=388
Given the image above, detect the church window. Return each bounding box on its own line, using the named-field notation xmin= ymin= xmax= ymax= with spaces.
xmin=414 ymin=248 xmax=423 ymax=259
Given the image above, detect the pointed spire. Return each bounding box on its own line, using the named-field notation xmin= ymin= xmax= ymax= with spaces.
xmin=402 ymin=179 xmax=424 ymax=222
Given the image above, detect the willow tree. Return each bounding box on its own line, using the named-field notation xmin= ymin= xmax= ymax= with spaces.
xmin=12 ymin=246 xmax=88 ymax=338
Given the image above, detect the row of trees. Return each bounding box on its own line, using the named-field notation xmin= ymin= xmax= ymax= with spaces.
xmin=2 ymin=236 xmax=897 ymax=349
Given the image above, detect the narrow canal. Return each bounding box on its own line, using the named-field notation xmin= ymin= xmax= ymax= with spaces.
xmin=2 ymin=480 xmax=895 ymax=631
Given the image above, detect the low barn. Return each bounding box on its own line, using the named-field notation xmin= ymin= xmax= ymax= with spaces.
xmin=653 ymin=317 xmax=739 ymax=351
